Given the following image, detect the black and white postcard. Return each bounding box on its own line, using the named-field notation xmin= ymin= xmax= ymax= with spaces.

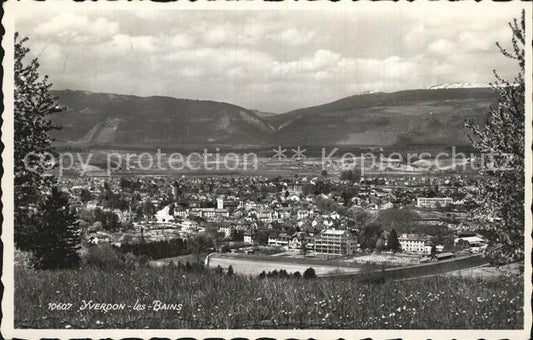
xmin=1 ymin=1 xmax=531 ymax=339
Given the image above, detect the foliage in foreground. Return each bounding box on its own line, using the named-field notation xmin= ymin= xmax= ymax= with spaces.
xmin=30 ymin=188 xmax=81 ymax=269
xmin=15 ymin=266 xmax=523 ymax=329
xmin=465 ymin=10 xmax=525 ymax=261
xmin=14 ymin=33 xmax=63 ymax=251
xmin=15 ymin=33 xmax=82 ymax=270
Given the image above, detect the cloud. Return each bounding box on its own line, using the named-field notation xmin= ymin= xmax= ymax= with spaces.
xmin=272 ymin=50 xmax=342 ymax=76
xmin=110 ymin=34 xmax=157 ymax=53
xmin=33 ymin=13 xmax=119 ymax=45
xmin=427 ymin=39 xmax=455 ymax=56
xmin=275 ymin=28 xmax=316 ymax=46
xmin=15 ymin=7 xmax=524 ymax=112
xmin=200 ymin=22 xmax=266 ymax=47
xmin=169 ymin=33 xmax=195 ymax=49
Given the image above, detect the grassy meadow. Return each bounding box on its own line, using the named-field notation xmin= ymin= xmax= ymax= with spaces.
xmin=15 ymin=265 xmax=523 ymax=329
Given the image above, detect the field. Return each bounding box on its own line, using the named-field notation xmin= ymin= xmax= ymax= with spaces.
xmin=51 ymin=146 xmax=477 ymax=178
xmin=208 ymin=255 xmax=363 ymax=276
xmin=207 ymin=252 xmax=379 ymax=276
xmin=14 ymin=265 xmax=523 ymax=329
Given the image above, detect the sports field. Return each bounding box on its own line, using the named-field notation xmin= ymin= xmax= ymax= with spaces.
xmin=207 ymin=253 xmax=366 ymax=276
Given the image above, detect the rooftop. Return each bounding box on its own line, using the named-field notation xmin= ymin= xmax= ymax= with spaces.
xmin=322 ymin=229 xmax=347 ymax=236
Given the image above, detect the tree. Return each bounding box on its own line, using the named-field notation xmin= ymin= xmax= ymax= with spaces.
xmin=168 ymin=203 xmax=175 ymax=216
xmin=341 ymin=190 xmax=350 ymax=206
xmin=358 ymin=223 xmax=383 ymax=250
xmin=375 ymin=208 xmax=417 ymax=233
xmin=431 ymin=243 xmax=437 ymax=258
xmin=231 ymin=229 xmax=245 ymax=242
xmin=14 ymin=34 xmax=63 ymax=250
xmin=375 ymin=237 xmax=386 ymax=253
xmin=142 ymin=198 xmax=155 ymax=220
xmin=30 ymin=188 xmax=81 ymax=269
xmin=187 ymin=233 xmax=213 ymax=263
xmin=300 ymin=239 xmax=307 ymax=256
xmin=102 ymin=211 xmax=120 ymax=231
xmin=340 ymin=168 xmax=361 ymax=182
xmin=79 ymin=189 xmax=92 ymax=203
xmin=256 ymin=227 xmax=271 ymax=245
xmin=340 ymin=170 xmax=354 ymax=181
xmin=279 ymin=269 xmax=289 ymax=278
xmin=465 ymin=10 xmax=525 ymax=262
xmin=345 ymin=207 xmax=371 ymax=229
xmin=303 ymin=267 xmax=317 ymax=279
xmin=387 ymin=229 xmax=401 ymax=253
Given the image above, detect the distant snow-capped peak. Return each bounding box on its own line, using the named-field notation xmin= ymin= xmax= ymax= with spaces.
xmin=354 ymin=90 xmax=380 ymax=95
xmin=427 ymin=82 xmax=490 ymax=90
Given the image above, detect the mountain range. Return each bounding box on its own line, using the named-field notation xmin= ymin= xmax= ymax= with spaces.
xmin=50 ymin=87 xmax=497 ymax=150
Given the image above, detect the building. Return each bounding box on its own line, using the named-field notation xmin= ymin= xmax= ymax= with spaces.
xmin=399 ymin=234 xmax=432 ymax=254
xmin=217 ymin=197 xmax=224 ymax=209
xmin=244 ymin=231 xmax=256 ymax=244
xmin=297 ymin=209 xmax=311 ymax=220
xmin=273 ymin=209 xmax=291 ymax=221
xmin=416 ymin=197 xmax=453 ymax=208
xmin=180 ymin=220 xmax=199 ymax=231
xmin=413 ymin=217 xmax=445 ymax=226
xmin=313 ymin=229 xmax=357 ymax=255
xmin=190 ymin=207 xmax=229 ymax=218
xmin=268 ymin=233 xmax=290 ymax=247
xmin=380 ymin=202 xmax=394 ymax=210
xmin=155 ymin=205 xmax=174 ymax=223
xmin=254 ymin=209 xmax=273 ymax=223
xmin=454 ymin=235 xmax=487 ymax=247
xmin=288 ymin=184 xmax=303 ymax=194
xmin=218 ymin=225 xmax=234 ymax=239
xmin=288 ymin=237 xmax=301 ymax=249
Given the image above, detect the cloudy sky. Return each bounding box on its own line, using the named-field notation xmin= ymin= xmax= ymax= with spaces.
xmin=16 ymin=6 xmax=523 ymax=112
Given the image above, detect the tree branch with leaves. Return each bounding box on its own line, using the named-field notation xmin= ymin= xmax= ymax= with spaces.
xmin=14 ymin=34 xmax=81 ymax=269
xmin=465 ymin=10 xmax=525 ymax=262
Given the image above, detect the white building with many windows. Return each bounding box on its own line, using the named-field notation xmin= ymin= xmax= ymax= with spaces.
xmin=399 ymin=234 xmax=432 ymax=254
xmin=416 ymin=197 xmax=453 ymax=208
xmin=313 ymin=229 xmax=357 ymax=255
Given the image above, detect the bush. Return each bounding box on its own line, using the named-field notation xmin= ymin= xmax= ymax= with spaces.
xmin=227 ymin=265 xmax=234 ymax=276
xmin=123 ymin=252 xmax=139 ymax=268
xmin=82 ymin=244 xmax=130 ymax=270
xmin=191 ymin=262 xmax=205 ymax=272
xmin=117 ymin=238 xmax=187 ymax=260
xmin=14 ymin=249 xmax=33 ymax=269
xmin=303 ymin=267 xmax=317 ymax=279
xmin=292 ymin=271 xmax=302 ymax=279
xmin=137 ymin=255 xmax=150 ymax=267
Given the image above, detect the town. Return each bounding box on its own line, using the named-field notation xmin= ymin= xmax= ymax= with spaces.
xmin=57 ymin=167 xmax=494 ymax=275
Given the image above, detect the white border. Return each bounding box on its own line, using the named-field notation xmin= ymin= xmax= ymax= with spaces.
xmin=2 ymin=1 xmax=531 ymax=339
